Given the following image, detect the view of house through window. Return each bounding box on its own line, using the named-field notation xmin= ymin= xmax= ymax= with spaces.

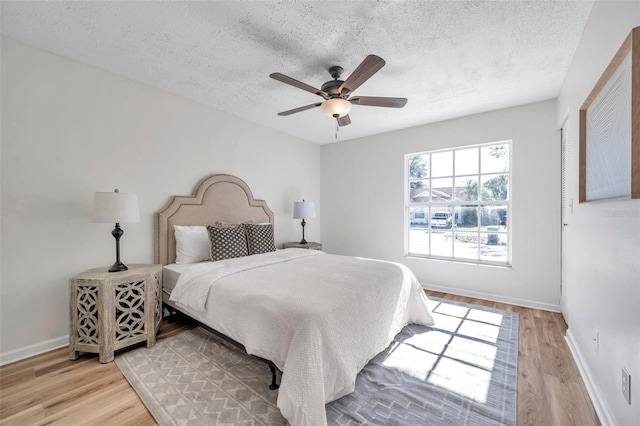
xmin=406 ymin=141 xmax=511 ymax=265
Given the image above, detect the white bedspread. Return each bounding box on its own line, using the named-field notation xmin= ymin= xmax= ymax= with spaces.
xmin=170 ymin=249 xmax=434 ymax=426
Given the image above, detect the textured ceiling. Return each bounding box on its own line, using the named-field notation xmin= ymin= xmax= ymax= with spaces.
xmin=1 ymin=1 xmax=593 ymax=144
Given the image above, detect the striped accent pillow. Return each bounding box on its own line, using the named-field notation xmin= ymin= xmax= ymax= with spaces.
xmin=245 ymin=223 xmax=276 ymax=255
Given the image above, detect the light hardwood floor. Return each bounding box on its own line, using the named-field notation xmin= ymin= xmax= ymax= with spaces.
xmin=0 ymin=291 xmax=599 ymax=425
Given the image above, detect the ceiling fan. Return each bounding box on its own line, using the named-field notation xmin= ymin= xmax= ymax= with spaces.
xmin=270 ymin=55 xmax=407 ymax=127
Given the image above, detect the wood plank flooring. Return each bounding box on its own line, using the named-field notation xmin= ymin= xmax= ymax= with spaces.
xmin=0 ymin=291 xmax=599 ymax=425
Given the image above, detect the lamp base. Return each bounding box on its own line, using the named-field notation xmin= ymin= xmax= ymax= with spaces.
xmin=109 ymin=223 xmax=128 ymax=272
xmin=108 ymin=262 xmax=128 ymax=273
xmin=298 ymin=218 xmax=308 ymax=245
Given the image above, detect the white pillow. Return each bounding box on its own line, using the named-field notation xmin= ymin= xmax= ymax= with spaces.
xmin=174 ymin=225 xmax=211 ymax=264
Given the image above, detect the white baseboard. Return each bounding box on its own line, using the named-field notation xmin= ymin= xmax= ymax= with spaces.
xmin=0 ymin=335 xmax=68 ymax=366
xmin=423 ymin=282 xmax=561 ymax=312
xmin=565 ymin=329 xmax=613 ymax=426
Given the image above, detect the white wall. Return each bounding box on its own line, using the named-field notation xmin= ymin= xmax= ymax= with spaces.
xmin=0 ymin=38 xmax=321 ymax=364
xmin=321 ymin=100 xmax=561 ymax=311
xmin=557 ymin=2 xmax=640 ymax=425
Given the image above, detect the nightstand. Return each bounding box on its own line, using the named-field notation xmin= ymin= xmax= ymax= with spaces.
xmin=69 ymin=264 xmax=163 ymax=363
xmin=283 ymin=241 xmax=322 ymax=250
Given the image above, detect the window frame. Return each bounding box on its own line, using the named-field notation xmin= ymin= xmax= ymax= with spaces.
xmin=404 ymin=140 xmax=512 ymax=266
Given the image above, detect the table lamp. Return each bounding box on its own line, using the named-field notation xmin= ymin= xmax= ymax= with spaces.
xmin=293 ymin=200 xmax=316 ymax=244
xmin=91 ymin=189 xmax=140 ymax=272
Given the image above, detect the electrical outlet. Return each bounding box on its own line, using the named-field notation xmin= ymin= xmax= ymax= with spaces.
xmin=622 ymin=368 xmax=631 ymax=404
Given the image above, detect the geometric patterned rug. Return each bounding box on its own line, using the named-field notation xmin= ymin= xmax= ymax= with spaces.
xmin=115 ymin=298 xmax=518 ymax=425
xmin=326 ymin=298 xmax=518 ymax=425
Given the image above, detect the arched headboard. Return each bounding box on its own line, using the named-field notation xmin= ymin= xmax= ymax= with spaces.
xmin=155 ymin=174 xmax=274 ymax=265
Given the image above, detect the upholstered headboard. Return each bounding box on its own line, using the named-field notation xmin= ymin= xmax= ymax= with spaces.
xmin=155 ymin=174 xmax=274 ymax=265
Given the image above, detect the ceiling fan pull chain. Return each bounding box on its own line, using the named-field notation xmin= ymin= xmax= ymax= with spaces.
xmin=335 ymin=121 xmax=339 ymax=139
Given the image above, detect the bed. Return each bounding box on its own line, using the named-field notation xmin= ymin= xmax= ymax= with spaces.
xmin=155 ymin=174 xmax=435 ymax=426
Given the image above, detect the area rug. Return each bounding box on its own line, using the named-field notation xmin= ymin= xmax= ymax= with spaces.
xmin=115 ymin=298 xmax=518 ymax=425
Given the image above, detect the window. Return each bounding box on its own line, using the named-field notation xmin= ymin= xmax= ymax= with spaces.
xmin=406 ymin=141 xmax=511 ymax=265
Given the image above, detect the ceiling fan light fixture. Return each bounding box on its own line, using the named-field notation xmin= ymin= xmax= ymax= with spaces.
xmin=272 ymin=55 xmax=405 ymax=127
xmin=321 ymin=98 xmax=352 ymax=118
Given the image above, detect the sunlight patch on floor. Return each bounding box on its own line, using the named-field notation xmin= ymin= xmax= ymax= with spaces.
xmin=381 ymin=301 xmax=504 ymax=403
xmin=404 ymin=330 xmax=451 ymax=354
xmin=428 ymin=357 xmax=493 ymax=403
xmin=430 ymin=313 xmax=462 ymax=332
xmin=381 ymin=343 xmax=440 ymax=381
xmin=458 ymin=319 xmax=500 ymax=343
xmin=433 ymin=302 xmax=469 ymax=318
xmin=468 ymin=309 xmax=504 ymax=326
xmin=445 ymin=336 xmax=498 ymax=370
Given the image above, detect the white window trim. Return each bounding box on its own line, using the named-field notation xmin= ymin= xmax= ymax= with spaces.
xmin=404 ymin=140 xmax=512 ymax=266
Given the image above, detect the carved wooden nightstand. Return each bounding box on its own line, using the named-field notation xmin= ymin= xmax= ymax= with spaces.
xmin=69 ymin=264 xmax=163 ymax=363
xmin=282 ymin=241 xmax=322 ymax=250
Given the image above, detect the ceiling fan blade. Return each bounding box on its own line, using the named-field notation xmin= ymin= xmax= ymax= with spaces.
xmin=350 ymin=96 xmax=408 ymax=108
xmin=270 ymin=73 xmax=329 ymax=99
xmin=337 ymin=114 xmax=351 ymax=126
xmin=277 ymin=102 xmax=322 ymax=116
xmin=338 ymin=55 xmax=386 ymax=96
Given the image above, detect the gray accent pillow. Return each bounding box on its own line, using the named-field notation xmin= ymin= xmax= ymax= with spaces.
xmin=206 ymin=224 xmax=248 ymax=261
xmin=245 ymin=223 xmax=276 ymax=255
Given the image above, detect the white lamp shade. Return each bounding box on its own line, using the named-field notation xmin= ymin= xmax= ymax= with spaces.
xmin=293 ymin=201 xmax=316 ymax=219
xmin=91 ymin=191 xmax=140 ymax=223
xmin=321 ymin=98 xmax=352 ymax=118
